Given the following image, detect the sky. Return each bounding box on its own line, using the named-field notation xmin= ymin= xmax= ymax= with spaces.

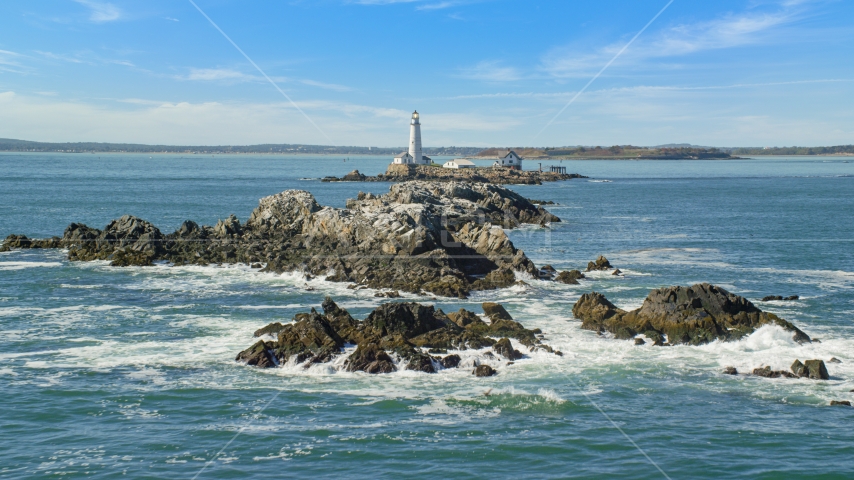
xmin=0 ymin=0 xmax=852 ymax=148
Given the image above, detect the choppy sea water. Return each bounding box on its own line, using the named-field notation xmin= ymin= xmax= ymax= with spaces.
xmin=1 ymin=153 xmax=853 ymax=479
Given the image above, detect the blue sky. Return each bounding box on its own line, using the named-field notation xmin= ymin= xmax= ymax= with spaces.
xmin=0 ymin=0 xmax=852 ymax=147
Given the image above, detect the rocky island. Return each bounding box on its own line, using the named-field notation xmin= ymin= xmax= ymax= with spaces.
xmin=572 ymin=283 xmax=811 ymax=345
xmin=322 ymin=164 xmax=587 ymax=185
xmin=2 ymin=181 xmax=565 ymax=297
xmin=237 ymin=297 xmax=560 ymax=375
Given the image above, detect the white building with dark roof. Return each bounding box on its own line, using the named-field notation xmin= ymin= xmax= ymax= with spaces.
xmin=492 ymin=150 xmax=523 ymax=170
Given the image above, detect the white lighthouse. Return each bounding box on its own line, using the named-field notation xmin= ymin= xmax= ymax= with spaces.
xmin=393 ymin=110 xmax=431 ymax=165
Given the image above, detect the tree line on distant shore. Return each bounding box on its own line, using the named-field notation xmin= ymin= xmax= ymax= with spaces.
xmin=1 ymin=137 xmax=850 ymax=157
xmin=0 ymin=138 xmax=482 ymax=156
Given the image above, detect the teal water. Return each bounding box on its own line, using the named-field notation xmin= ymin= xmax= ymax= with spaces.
xmin=1 ymin=153 xmax=853 ymax=479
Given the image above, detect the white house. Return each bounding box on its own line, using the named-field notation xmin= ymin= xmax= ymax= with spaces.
xmin=443 ymin=159 xmax=476 ymax=169
xmin=492 ymin=150 xmax=523 ymax=170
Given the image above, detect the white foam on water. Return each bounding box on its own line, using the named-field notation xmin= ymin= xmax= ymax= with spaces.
xmin=0 ymin=261 xmax=63 ymax=271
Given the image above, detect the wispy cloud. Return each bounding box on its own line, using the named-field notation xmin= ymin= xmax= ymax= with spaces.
xmin=36 ymin=50 xmax=89 ymax=64
xmin=541 ymin=1 xmax=813 ymax=78
xmin=176 ymin=68 xmax=354 ymax=92
xmin=456 ymin=60 xmax=522 ymax=82
xmin=299 ymin=79 xmax=353 ymax=92
xmin=182 ymin=68 xmax=259 ymax=82
xmin=73 ymin=0 xmax=122 ymax=23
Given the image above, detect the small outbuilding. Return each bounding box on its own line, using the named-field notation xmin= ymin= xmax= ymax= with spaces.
xmin=443 ymin=159 xmax=476 ymax=169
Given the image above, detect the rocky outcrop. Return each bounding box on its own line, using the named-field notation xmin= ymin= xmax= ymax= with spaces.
xmin=236 ymin=298 xmax=558 ymax=374
xmin=586 ymin=256 xmax=613 ymax=271
xmin=751 ymin=359 xmax=829 ymax=380
xmin=761 ymin=295 xmax=800 ymax=302
xmin=4 ymin=181 xmax=559 ymax=297
xmin=572 ymin=283 xmax=811 ymax=346
xmin=474 ymin=365 xmax=497 ymax=377
xmin=555 ymin=270 xmax=585 ymax=285
xmin=322 ymin=163 xmax=587 ymax=185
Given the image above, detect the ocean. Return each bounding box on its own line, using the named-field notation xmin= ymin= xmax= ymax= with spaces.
xmin=1 ymin=153 xmax=853 ymax=479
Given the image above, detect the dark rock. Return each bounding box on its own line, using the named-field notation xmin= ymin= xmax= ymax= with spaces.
xmin=586 ymin=256 xmax=613 ymax=271
xmin=555 ymin=270 xmax=585 ymax=285
xmin=374 ymin=290 xmax=401 ymax=298
xmin=752 ymin=366 xmax=796 ymax=378
xmin=482 ymin=302 xmax=514 ymax=323
xmin=235 ymin=340 xmax=276 ymax=368
xmin=784 ymin=295 xmax=800 ymax=301
xmin=761 ymin=295 xmax=784 ymax=302
xmin=406 ymin=352 xmax=436 ymax=373
xmin=803 ymin=359 xmax=830 ymax=380
xmin=441 ymin=354 xmax=461 ymax=369
xmin=493 ymin=338 xmax=522 ymax=360
xmin=791 ymin=359 xmax=807 ymax=377
xmin=573 ymin=284 xmax=811 ymax=346
xmin=612 ymin=269 xmax=622 ymax=276
xmin=238 ymin=298 xmax=555 ymax=373
xmin=474 ymin=365 xmax=497 ymax=377
xmin=829 ymin=357 xmax=842 ymax=363
xmin=634 ymin=338 xmax=646 ymax=346
xmin=830 ymin=400 xmax=851 ymax=407
xmin=342 ymin=170 xmax=367 ymax=181
xmin=447 ymin=308 xmax=483 ymax=328
xmin=250 ymin=263 xmax=262 ymax=269
xmin=254 ymin=322 xmax=286 ymax=337
xmin=723 ymin=366 xmax=738 ymax=375
xmin=346 ymin=343 xmax=396 ymax=374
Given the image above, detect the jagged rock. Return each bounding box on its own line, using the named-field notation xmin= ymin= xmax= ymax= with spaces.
xmin=346 ymin=343 xmax=396 ymax=374
xmin=612 ymin=269 xmax=622 ymax=276
xmin=634 ymin=338 xmax=646 ymax=346
xmin=441 ymin=354 xmax=461 ymax=369
xmin=238 ymin=297 xmax=555 ymax=374
xmin=342 ymin=170 xmax=367 ymax=181
xmin=829 ymin=357 xmax=842 ymax=363
xmin=447 ymin=308 xmax=483 ymax=328
xmin=482 ymin=302 xmax=514 ymax=322
xmin=572 ymin=284 xmax=811 ymax=345
xmin=803 ymin=359 xmax=830 ymax=380
xmin=830 ymin=401 xmax=852 ymax=407
xmin=752 ymin=366 xmax=796 ymax=378
xmin=586 ymin=256 xmax=613 ymax=271
xmin=761 ymin=295 xmax=800 ymax=302
xmin=493 ymin=338 xmax=522 ymax=360
xmin=555 ymin=270 xmax=585 ymax=285
xmin=235 ymin=340 xmax=276 ymax=368
xmin=6 ymin=181 xmax=559 ymax=297
xmin=723 ymin=366 xmax=738 ymax=375
xmin=254 ymin=322 xmax=286 ymax=337
xmin=374 ymin=290 xmax=401 ymax=298
xmin=474 ymin=365 xmax=497 ymax=377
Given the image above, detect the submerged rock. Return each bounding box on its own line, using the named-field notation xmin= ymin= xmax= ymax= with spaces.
xmin=4 ymin=181 xmax=560 ymax=297
xmin=831 ymin=400 xmax=852 ymax=407
xmin=572 ymin=283 xmax=811 ymax=345
xmin=237 ymin=297 xmax=557 ymax=374
xmin=752 ymin=366 xmax=796 ymax=378
xmin=723 ymin=366 xmax=738 ymax=375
